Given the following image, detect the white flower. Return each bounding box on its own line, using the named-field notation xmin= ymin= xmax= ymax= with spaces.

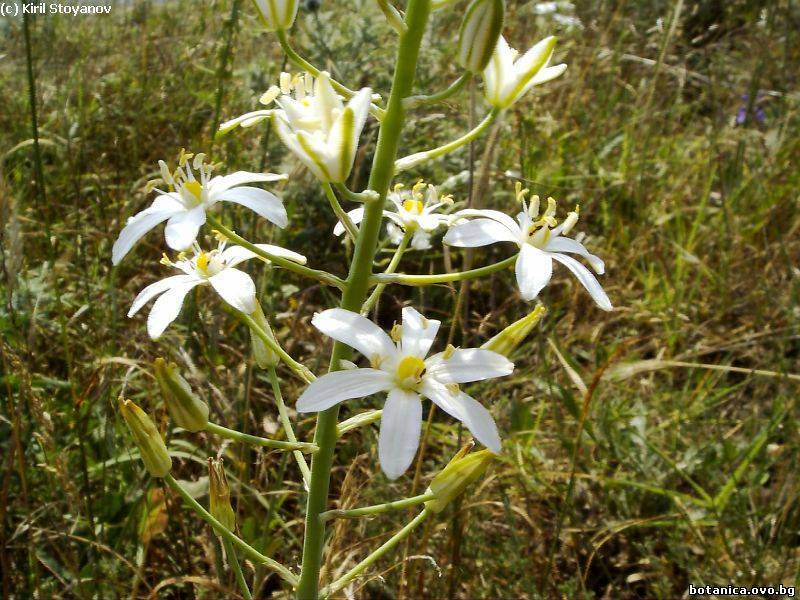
xmin=483 ymin=35 xmax=567 ymax=109
xmin=444 ymin=188 xmax=612 ymax=310
xmin=252 ymin=0 xmax=298 ymax=32
xmin=334 ymin=182 xmax=453 ymax=250
xmin=221 ymin=72 xmax=372 ymax=183
xmin=296 ymin=307 xmax=514 ymax=479
xmin=128 ymin=240 xmax=306 ymax=339
xmin=112 ymin=153 xmax=288 ymax=264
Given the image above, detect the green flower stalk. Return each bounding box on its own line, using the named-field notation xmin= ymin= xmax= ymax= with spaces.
xmin=424 ymin=445 xmax=494 ymax=513
xmin=118 ymin=397 xmax=172 ymax=478
xmin=249 ymin=302 xmax=280 ymax=369
xmin=154 ymin=358 xmax=209 ymax=432
xmin=481 ymin=305 xmax=547 ymax=358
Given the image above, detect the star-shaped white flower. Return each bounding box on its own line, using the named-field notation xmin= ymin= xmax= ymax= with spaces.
xmin=112 ymin=153 xmax=288 ymax=265
xmin=128 ymin=240 xmax=306 ymax=339
xmin=220 ymin=72 xmax=372 ymax=183
xmin=334 ymin=182 xmax=453 ymax=250
xmin=483 ymin=35 xmax=567 ymax=109
xmin=296 ymin=307 xmax=514 ymax=479
xmin=444 ymin=190 xmax=612 ymax=310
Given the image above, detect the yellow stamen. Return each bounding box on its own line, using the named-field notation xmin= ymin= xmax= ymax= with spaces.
xmin=402 ymin=199 xmax=424 ymax=214
xmin=390 ymin=323 xmax=402 ymax=343
xmin=196 ymin=252 xmax=210 ymax=275
xmin=396 ymin=356 xmax=426 ymax=383
xmin=442 ymin=344 xmax=457 ymax=360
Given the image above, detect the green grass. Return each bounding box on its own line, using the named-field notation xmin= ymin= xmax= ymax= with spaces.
xmin=1 ymin=0 xmax=799 ymax=597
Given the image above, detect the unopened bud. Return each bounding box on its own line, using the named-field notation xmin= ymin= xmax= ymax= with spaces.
xmin=250 ymin=303 xmax=280 ymax=368
xmin=425 ymin=444 xmax=493 ymax=513
xmin=458 ymin=0 xmax=504 ymax=72
xmin=208 ymin=458 xmax=236 ymax=533
xmin=481 ymin=305 xmax=546 ymax=358
xmin=252 ymin=0 xmax=299 ymax=32
xmin=118 ymin=397 xmax=172 ymax=478
xmin=153 ymin=358 xmax=209 ymax=432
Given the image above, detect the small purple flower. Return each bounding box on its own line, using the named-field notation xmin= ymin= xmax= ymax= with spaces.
xmin=736 ymin=93 xmax=767 ymax=126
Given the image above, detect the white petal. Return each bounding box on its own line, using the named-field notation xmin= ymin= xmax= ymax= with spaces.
xmin=515 ymin=244 xmax=553 ymax=301
xmin=427 ymin=348 xmax=513 ymax=384
xmin=128 ymin=274 xmax=197 ymax=317
xmin=209 ymin=171 xmax=287 ymax=194
xmin=218 ymin=110 xmax=272 ymax=134
xmin=378 ymin=388 xmax=422 ymax=480
xmin=444 ymin=218 xmax=520 ymax=247
xmin=311 ymin=308 xmax=397 ymax=362
xmin=220 ymin=243 xmax=307 ymax=268
xmin=513 ymin=36 xmax=555 ymax=82
xmin=420 ymin=380 xmax=501 ymax=452
xmin=400 ymin=306 xmax=440 ymax=358
xmin=453 ymin=208 xmax=521 ymax=235
xmin=550 ymin=253 xmax=612 ymax=311
xmin=274 ymin=117 xmax=330 ymax=181
xmin=333 ymin=207 xmax=365 ymax=236
xmin=111 ymin=196 xmax=184 ymax=264
xmin=146 ymin=281 xmax=199 ymax=339
xmin=164 ymin=205 xmax=206 ymax=251
xmin=296 ymin=368 xmax=394 ymax=412
xmin=410 ymin=229 xmax=432 ymax=250
xmin=531 ymin=63 xmax=567 ymax=85
xmin=545 ymin=236 xmax=604 ymax=274
xmin=217 ymin=187 xmax=288 ymax=228
xmin=208 ymin=268 xmax=257 ymax=314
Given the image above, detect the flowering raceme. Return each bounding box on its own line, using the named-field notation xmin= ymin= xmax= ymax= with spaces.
xmin=296 ymin=307 xmax=513 ymax=479
xmin=112 ymin=153 xmax=288 ymax=264
xmin=128 ymin=240 xmax=306 ymax=338
xmin=334 ymin=181 xmax=453 ymax=250
xmin=445 ymin=185 xmax=611 ymax=309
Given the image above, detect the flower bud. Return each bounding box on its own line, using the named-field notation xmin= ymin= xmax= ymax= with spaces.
xmin=250 ymin=302 xmax=280 ymax=369
xmin=480 ymin=305 xmax=546 ymax=358
xmin=153 ymin=358 xmax=209 ymax=432
xmin=118 ymin=397 xmax=172 ymax=478
xmin=458 ymin=0 xmax=504 ymax=73
xmin=425 ymin=445 xmax=493 ymax=513
xmin=208 ymin=458 xmax=236 ymax=533
xmin=252 ymin=0 xmax=299 ymax=32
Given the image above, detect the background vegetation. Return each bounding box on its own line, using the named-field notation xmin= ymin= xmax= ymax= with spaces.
xmin=1 ymin=0 xmax=798 ymax=597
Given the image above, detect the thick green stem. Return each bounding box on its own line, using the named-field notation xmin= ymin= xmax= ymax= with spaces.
xmin=371 ymin=253 xmax=517 ymax=286
xmin=296 ymin=1 xmax=432 ymax=597
xmin=222 ymin=539 xmax=253 ymax=600
xmin=320 ymin=492 xmax=435 ymax=522
xmin=322 ymin=509 xmax=431 ymax=597
xmin=164 ymin=474 xmax=298 ymax=587
xmin=206 ymin=421 xmax=318 ymax=453
xmin=207 ymin=214 xmax=346 ymax=290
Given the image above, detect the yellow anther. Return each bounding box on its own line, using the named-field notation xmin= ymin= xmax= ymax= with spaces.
xmin=369 ymin=354 xmax=384 ymax=370
xmin=184 ymin=180 xmax=203 ymax=200
xmin=178 ymin=148 xmax=193 ymax=167
xmin=280 ymin=72 xmax=292 ymax=94
xmin=544 ymin=196 xmax=557 ymax=218
xmin=192 ymin=153 xmax=206 ymax=169
xmin=390 ymin=323 xmax=402 ymax=343
xmin=440 ymin=193 xmax=454 ymax=205
xmin=529 ymin=194 xmax=540 ymax=218
xmin=393 ymin=183 xmax=405 ymax=193
xmin=260 ymin=85 xmax=281 ymax=105
xmin=396 ymin=356 xmax=426 ymax=383
xmin=176 ymin=251 xmax=187 ymax=261
xmin=402 ymin=199 xmax=424 ymax=214
xmin=561 ymin=208 xmax=579 ymax=235
xmin=446 ymin=383 xmax=460 ymax=396
xmin=442 ymin=344 xmax=457 ymax=360
xmin=212 ymin=229 xmax=228 ymax=243
xmin=159 ymin=253 xmax=173 ymax=267
xmin=515 ymin=181 xmax=529 ymax=203
xmin=412 ymin=179 xmax=426 ymax=196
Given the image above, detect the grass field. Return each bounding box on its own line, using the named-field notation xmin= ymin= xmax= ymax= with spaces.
xmin=1 ymin=0 xmax=799 ymax=598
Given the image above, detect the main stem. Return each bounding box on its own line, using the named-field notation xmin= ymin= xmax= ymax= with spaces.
xmin=295 ymin=1 xmax=432 ymax=597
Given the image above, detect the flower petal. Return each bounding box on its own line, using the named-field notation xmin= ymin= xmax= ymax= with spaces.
xmin=217 ymin=187 xmax=288 ymax=228
xmin=400 ymin=306 xmax=440 ymax=358
xmin=164 ymin=205 xmax=207 ymax=251
xmin=220 ymin=243 xmax=307 ymax=268
xmin=296 ymin=368 xmax=394 ymax=412
xmin=111 ymin=195 xmax=184 ymax=265
xmin=427 ymin=348 xmax=513 ymax=384
xmin=545 ymin=236 xmax=604 ymax=274
xmin=146 ymin=281 xmax=200 ymax=339
xmin=453 ymin=208 xmax=521 ymax=235
xmin=550 ymin=253 xmax=612 ymax=311
xmin=444 ymin=218 xmax=520 ymax=247
xmin=128 ymin=274 xmax=197 ymax=317
xmin=333 ymin=207 xmax=365 ymax=236
xmin=208 ymin=268 xmax=257 ymax=314
xmin=378 ymin=388 xmax=422 ymax=480
xmin=209 ymin=171 xmax=287 ymax=194
xmin=515 ymin=244 xmax=553 ymax=301
xmin=311 ymin=308 xmax=397 ymax=362
xmin=420 ymin=380 xmax=501 ymax=452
